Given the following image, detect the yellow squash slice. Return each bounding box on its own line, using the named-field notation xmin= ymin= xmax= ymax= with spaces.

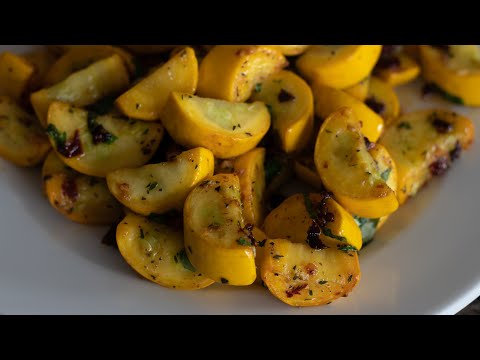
xmin=314 ymin=107 xmax=398 ymax=218
xmin=297 ymin=45 xmax=382 ymax=89
xmin=250 ymin=70 xmax=314 ymax=154
xmin=117 ymin=213 xmax=214 ymax=290
xmin=31 ymin=54 xmax=130 ymax=126
xmin=161 ymin=92 xmax=270 ymax=158
xmin=116 ymin=47 xmax=198 ymax=121
xmin=197 ymin=45 xmax=288 ymax=102
xmin=46 ymin=101 xmax=163 ymax=177
xmin=0 ymin=96 xmax=50 ymax=167
xmin=42 ymin=151 xmax=123 ymax=225
xmin=107 ymin=147 xmax=214 ymax=216
xmin=380 ymin=109 xmax=475 ymax=204
xmin=183 ymin=174 xmax=256 ymax=286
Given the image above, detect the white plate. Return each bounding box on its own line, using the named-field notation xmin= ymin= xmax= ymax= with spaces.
xmin=1 ymin=45 xmax=479 ymax=315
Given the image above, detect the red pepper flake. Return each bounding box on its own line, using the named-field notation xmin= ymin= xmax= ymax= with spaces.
xmin=61 ymin=177 xmax=78 ymax=201
xmin=364 ymin=137 xmax=375 ymax=151
xmin=286 ymin=284 xmax=308 ymax=298
xmin=432 ymin=117 xmax=453 ymax=134
xmin=58 ymin=130 xmax=83 ymax=158
xmin=429 ymin=157 xmax=450 ymax=176
xmin=278 ymin=89 xmax=295 ymax=103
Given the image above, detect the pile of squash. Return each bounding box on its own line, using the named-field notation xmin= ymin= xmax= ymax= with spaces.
xmin=0 ymin=45 xmax=475 ymax=307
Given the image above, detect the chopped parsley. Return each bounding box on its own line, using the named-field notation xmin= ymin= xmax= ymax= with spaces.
xmin=397 ymin=122 xmax=412 ymax=130
xmin=323 ymin=228 xmax=347 ymax=242
xmin=354 ymin=216 xmax=379 ymax=246
xmin=380 ymin=168 xmax=392 ymax=182
xmin=146 ymin=182 xmax=158 ymax=193
xmin=338 ymin=245 xmax=358 ymax=253
xmin=236 ymin=237 xmax=251 ymax=246
xmin=176 ymin=249 xmax=196 ymax=272
xmin=46 ymin=124 xmax=66 ymax=149
xmin=303 ymin=193 xmax=317 ymax=220
xmin=87 ymin=112 xmax=118 ymax=145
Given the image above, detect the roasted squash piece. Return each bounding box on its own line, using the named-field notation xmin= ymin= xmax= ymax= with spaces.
xmin=380 ymin=109 xmax=475 ymax=204
xmin=263 ymin=193 xmax=362 ymax=251
xmin=419 ymin=45 xmax=480 ymax=106
xmin=183 ymin=174 xmax=256 ymax=286
xmin=312 ymin=82 xmax=384 ymax=142
xmin=0 ymin=96 xmax=50 ymax=167
xmin=197 ymin=45 xmax=288 ymax=102
xmin=250 ymin=70 xmax=314 ymax=154
xmin=31 ymin=54 xmax=130 ymax=127
xmin=44 ymin=45 xmax=135 ymax=86
xmin=314 ymin=107 xmax=398 ymax=218
xmin=365 ymin=77 xmax=400 ymax=126
xmin=374 ymin=46 xmax=420 ymax=87
xmin=106 ymin=147 xmax=214 ymax=216
xmin=46 ymin=101 xmax=163 ymax=177
xmin=344 ymin=76 xmax=371 ymax=102
xmin=260 ymin=238 xmax=360 ymax=307
xmin=0 ymin=52 xmax=34 ymax=101
xmin=161 ymin=92 xmax=270 ymax=158
xmin=115 ymin=47 xmax=198 ymax=121
xmin=232 ymin=147 xmax=266 ymax=226
xmin=262 ymin=45 xmax=310 ymax=56
xmin=351 ymin=143 xmax=398 ymax=246
xmin=297 ymin=45 xmax=382 ymax=89
xmin=117 ymin=213 xmax=214 ymax=290
xmin=42 ymin=151 xmax=123 ymax=225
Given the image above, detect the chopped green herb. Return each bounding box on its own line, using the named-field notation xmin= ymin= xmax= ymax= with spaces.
xmin=339 ymin=245 xmax=358 ymax=252
xmin=257 ymin=239 xmax=266 ymax=247
xmin=46 ymin=124 xmax=66 ymax=149
xmin=380 ymin=168 xmax=392 ymax=182
xmin=146 ymin=182 xmax=158 ymax=193
xmin=397 ymin=122 xmax=412 ymax=130
xmin=254 ymin=83 xmax=262 ymax=93
xmin=428 ymin=82 xmax=464 ymax=105
xmin=237 ymin=237 xmax=251 ymax=246
xmin=220 ymin=278 xmax=229 ymax=284
xmin=318 ymin=280 xmax=328 ymax=285
xmin=323 ymin=228 xmax=347 ymax=242
xmin=176 ymin=249 xmax=196 ymax=272
xmin=348 ymin=274 xmax=353 ymax=282
xmin=87 ymin=112 xmax=118 ymax=145
xmin=309 ymin=290 xmax=313 ymax=296
xmin=273 ymin=255 xmax=284 ymax=259
xmin=353 ymin=216 xmax=379 ymax=246
xmin=303 ymin=193 xmax=317 ymax=220
xmin=139 ymin=227 xmax=145 ymax=239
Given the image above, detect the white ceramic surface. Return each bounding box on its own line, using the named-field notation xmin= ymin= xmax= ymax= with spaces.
xmin=1 ymin=45 xmax=479 ymax=315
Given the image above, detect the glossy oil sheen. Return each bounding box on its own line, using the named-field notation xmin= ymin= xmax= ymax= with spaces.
xmin=0 ymin=45 xmax=479 ymax=314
